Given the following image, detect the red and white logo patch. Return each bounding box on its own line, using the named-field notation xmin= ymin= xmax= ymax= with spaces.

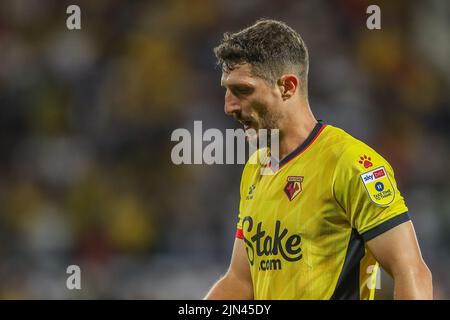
xmin=373 ymin=168 xmax=386 ymax=179
xmin=284 ymin=176 xmax=304 ymax=201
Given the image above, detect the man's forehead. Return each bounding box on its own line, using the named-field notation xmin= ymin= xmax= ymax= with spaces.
xmin=220 ymin=64 xmax=256 ymax=86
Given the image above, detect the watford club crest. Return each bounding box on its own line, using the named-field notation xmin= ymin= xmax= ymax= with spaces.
xmin=284 ymin=176 xmax=304 ymax=201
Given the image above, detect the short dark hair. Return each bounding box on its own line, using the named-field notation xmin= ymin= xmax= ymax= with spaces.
xmin=214 ymin=19 xmax=309 ymax=92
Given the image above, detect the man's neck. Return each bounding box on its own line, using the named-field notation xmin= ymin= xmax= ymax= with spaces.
xmin=277 ymin=103 xmax=317 ymax=161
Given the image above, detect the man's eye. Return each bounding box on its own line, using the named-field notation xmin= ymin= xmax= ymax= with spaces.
xmin=234 ymin=87 xmax=252 ymax=95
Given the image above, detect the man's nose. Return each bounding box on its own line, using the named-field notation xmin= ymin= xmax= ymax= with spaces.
xmin=224 ymin=91 xmax=241 ymax=116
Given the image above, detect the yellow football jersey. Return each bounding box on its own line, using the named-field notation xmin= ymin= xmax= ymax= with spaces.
xmin=236 ymin=122 xmax=409 ymax=300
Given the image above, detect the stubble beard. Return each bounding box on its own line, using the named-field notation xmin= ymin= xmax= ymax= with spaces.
xmin=246 ymin=109 xmax=282 ymax=150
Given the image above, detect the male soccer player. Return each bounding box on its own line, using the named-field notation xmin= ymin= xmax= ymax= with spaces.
xmin=204 ymin=19 xmax=432 ymax=300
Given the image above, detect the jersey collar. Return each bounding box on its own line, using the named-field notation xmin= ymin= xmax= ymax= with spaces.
xmin=270 ymin=121 xmax=325 ymax=171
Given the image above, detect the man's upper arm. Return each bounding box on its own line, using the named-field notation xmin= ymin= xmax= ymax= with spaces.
xmin=226 ymin=238 xmax=253 ymax=298
xmin=366 ymin=221 xmax=426 ymax=277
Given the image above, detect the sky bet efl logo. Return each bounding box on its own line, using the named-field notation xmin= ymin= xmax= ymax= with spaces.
xmin=360 ymin=166 xmax=395 ymax=206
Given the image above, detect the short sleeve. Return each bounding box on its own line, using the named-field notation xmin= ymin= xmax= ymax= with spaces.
xmin=235 ymin=149 xmax=264 ymax=239
xmin=235 ymin=174 xmax=245 ymax=239
xmin=333 ymin=141 xmax=410 ymax=241
xmin=236 ymin=155 xmax=252 ymax=239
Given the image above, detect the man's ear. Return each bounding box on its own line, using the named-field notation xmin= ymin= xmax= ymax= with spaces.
xmin=278 ymin=74 xmax=299 ymax=100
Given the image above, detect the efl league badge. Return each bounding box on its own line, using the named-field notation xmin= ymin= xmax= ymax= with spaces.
xmin=360 ymin=166 xmax=395 ymax=206
xmin=284 ymin=176 xmax=304 ymax=201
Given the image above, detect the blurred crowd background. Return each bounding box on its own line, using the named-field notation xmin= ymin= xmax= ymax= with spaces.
xmin=0 ymin=0 xmax=449 ymax=299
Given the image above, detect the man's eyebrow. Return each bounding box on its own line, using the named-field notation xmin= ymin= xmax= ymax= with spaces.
xmin=221 ymin=82 xmax=253 ymax=89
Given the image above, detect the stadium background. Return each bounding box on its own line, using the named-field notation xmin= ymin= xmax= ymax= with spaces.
xmin=0 ymin=0 xmax=449 ymax=299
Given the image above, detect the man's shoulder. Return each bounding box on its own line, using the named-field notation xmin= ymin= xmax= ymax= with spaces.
xmin=321 ymin=125 xmax=373 ymax=159
xmin=324 ymin=125 xmax=391 ymax=175
xmin=322 ymin=124 xmax=359 ymax=144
